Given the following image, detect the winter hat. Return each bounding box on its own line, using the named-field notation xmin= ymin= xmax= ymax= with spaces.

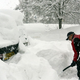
xmin=66 ymin=31 xmax=75 ymax=40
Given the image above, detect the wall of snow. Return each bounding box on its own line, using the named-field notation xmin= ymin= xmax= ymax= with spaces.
xmin=0 ymin=9 xmax=24 ymax=26
xmin=0 ymin=12 xmax=19 ymax=45
xmin=1 ymin=53 xmax=60 ymax=80
xmin=0 ymin=9 xmax=25 ymax=47
xmin=27 ymin=37 xmax=77 ymax=79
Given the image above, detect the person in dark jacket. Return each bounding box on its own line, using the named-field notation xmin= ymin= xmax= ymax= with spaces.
xmin=66 ymin=31 xmax=80 ymax=80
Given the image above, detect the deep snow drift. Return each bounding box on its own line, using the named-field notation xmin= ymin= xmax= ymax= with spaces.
xmin=0 ymin=9 xmax=80 ymax=80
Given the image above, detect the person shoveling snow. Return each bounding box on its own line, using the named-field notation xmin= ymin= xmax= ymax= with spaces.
xmin=63 ymin=31 xmax=80 ymax=80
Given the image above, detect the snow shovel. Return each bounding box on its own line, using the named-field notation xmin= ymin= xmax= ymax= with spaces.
xmin=63 ymin=65 xmax=71 ymax=71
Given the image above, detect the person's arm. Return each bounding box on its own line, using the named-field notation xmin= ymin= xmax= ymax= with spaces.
xmin=72 ymin=38 xmax=79 ymax=62
xmin=71 ymin=38 xmax=80 ymax=67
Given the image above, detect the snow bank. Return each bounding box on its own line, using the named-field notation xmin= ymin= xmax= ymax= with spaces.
xmin=0 ymin=12 xmax=19 ymax=46
xmin=0 ymin=60 xmax=14 ymax=80
xmin=24 ymin=23 xmax=79 ymax=31
xmin=3 ymin=53 xmax=59 ymax=80
xmin=19 ymin=28 xmax=28 ymax=44
xmin=23 ymin=23 xmax=48 ymax=33
xmin=28 ymin=38 xmax=73 ymax=74
xmin=0 ymin=9 xmax=26 ymax=47
xmin=0 ymin=9 xmax=24 ymax=26
xmin=24 ymin=24 xmax=80 ymax=41
xmin=24 ymin=25 xmax=80 ymax=79
xmin=18 ymin=53 xmax=59 ymax=80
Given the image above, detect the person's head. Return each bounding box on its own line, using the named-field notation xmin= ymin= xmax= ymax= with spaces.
xmin=66 ymin=31 xmax=75 ymax=41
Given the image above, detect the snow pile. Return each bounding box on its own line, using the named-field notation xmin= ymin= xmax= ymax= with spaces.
xmin=0 ymin=9 xmax=24 ymax=26
xmin=19 ymin=28 xmax=28 ymax=44
xmin=0 ymin=12 xmax=19 ymax=46
xmin=0 ymin=60 xmax=11 ymax=80
xmin=0 ymin=9 xmax=26 ymax=47
xmin=23 ymin=23 xmax=80 ymax=41
xmin=18 ymin=53 xmax=59 ymax=80
xmin=1 ymin=53 xmax=59 ymax=80
xmin=23 ymin=24 xmax=80 ymax=80
xmin=26 ymin=37 xmax=74 ymax=77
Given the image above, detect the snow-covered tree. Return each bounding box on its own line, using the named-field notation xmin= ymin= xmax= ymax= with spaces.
xmin=17 ymin=0 xmax=80 ymax=29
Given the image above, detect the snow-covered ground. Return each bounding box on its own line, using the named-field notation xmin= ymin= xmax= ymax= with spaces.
xmin=0 ymin=9 xmax=80 ymax=80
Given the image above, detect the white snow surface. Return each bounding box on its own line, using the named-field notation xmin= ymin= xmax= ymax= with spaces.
xmin=0 ymin=9 xmax=80 ymax=80
xmin=0 ymin=9 xmax=26 ymax=48
xmin=0 ymin=9 xmax=24 ymax=26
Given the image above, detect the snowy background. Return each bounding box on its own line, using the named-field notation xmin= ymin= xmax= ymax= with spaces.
xmin=0 ymin=9 xmax=80 ymax=80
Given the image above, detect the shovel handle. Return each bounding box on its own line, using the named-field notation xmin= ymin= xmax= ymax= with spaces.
xmin=63 ymin=65 xmax=71 ymax=71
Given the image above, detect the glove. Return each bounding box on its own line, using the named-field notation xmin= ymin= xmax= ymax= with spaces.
xmin=70 ymin=61 xmax=76 ymax=67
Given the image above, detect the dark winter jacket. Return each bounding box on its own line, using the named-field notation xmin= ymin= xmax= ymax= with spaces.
xmin=71 ymin=34 xmax=80 ymax=62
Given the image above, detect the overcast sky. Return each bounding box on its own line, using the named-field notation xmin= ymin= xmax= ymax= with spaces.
xmin=0 ymin=0 xmax=19 ymax=9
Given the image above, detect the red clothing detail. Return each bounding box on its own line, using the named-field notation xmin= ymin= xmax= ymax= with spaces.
xmin=71 ymin=35 xmax=80 ymax=62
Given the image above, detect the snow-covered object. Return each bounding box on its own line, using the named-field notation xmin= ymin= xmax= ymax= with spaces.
xmin=19 ymin=28 xmax=28 ymax=44
xmin=0 ymin=12 xmax=19 ymax=47
xmin=0 ymin=9 xmax=24 ymax=26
